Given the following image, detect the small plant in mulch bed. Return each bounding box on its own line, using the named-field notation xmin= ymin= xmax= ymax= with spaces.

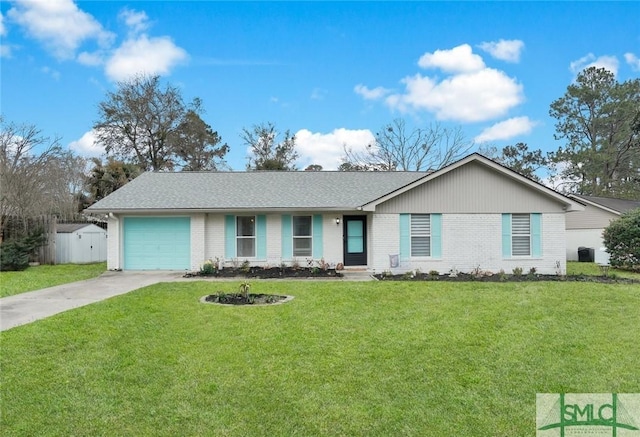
xmin=185 ymin=266 xmax=343 ymax=279
xmin=373 ymin=270 xmax=640 ymax=284
xmin=203 ymin=282 xmax=288 ymax=305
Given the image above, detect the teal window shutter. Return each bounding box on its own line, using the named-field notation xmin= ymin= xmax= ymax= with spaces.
xmin=312 ymin=214 xmax=323 ymax=259
xmin=281 ymin=215 xmax=292 ymax=260
xmin=531 ymin=213 xmax=542 ymax=257
xmin=399 ymin=214 xmax=410 ymax=260
xmin=502 ymin=214 xmax=512 ymax=258
xmin=431 ymin=214 xmax=442 ymax=259
xmin=224 ymin=215 xmax=236 ymax=259
xmin=256 ymin=215 xmax=267 ymax=259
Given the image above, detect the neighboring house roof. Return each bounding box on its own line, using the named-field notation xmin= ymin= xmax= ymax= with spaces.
xmin=569 ymin=194 xmax=640 ymax=215
xmin=86 ymin=153 xmax=583 ymax=213
xmin=57 ymin=223 xmax=104 ymax=233
xmin=86 ymin=170 xmax=427 ymax=212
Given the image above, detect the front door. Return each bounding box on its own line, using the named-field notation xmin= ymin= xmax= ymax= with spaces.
xmin=343 ymin=215 xmax=367 ymax=266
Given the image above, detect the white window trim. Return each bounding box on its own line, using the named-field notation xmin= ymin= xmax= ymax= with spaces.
xmin=236 ymin=215 xmax=256 ymax=258
xmin=292 ymin=215 xmax=313 ymax=258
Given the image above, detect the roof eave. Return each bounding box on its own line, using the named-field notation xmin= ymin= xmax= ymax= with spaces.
xmin=568 ymin=195 xmax=622 ymax=215
xmin=85 ymin=206 xmax=363 ymax=215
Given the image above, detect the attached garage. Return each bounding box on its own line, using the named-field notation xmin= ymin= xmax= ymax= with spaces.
xmin=123 ymin=217 xmax=191 ymax=270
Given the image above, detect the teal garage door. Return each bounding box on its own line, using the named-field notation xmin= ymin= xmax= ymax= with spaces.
xmin=123 ymin=217 xmax=191 ymax=270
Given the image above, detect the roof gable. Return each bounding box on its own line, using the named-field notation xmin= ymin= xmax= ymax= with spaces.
xmin=362 ymin=153 xmax=583 ymax=212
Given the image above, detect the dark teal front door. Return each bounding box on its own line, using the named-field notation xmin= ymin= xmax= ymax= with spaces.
xmin=343 ymin=216 xmax=367 ymax=266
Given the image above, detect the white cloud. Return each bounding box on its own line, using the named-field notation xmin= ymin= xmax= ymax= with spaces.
xmin=41 ymin=66 xmax=61 ymax=80
xmin=7 ymin=0 xmax=114 ymax=60
xmin=105 ymin=34 xmax=188 ymax=82
xmin=624 ymin=53 xmax=640 ymax=71
xmin=418 ymin=44 xmax=485 ymax=73
xmin=68 ymin=130 xmax=103 ymax=157
xmin=295 ymin=128 xmax=376 ymax=170
xmin=310 ymin=88 xmax=327 ymax=100
xmin=478 ymin=39 xmax=524 ymax=63
xmin=77 ymin=50 xmax=104 ymax=66
xmin=119 ymin=8 xmax=150 ymax=35
xmin=570 ymin=53 xmax=619 ymax=76
xmin=354 ymin=84 xmax=390 ymax=100
xmin=474 ymin=116 xmax=537 ymax=143
xmin=386 ymin=68 xmax=523 ymax=122
xmin=359 ymin=44 xmax=524 ymax=123
xmin=0 ymin=11 xmax=6 ymax=36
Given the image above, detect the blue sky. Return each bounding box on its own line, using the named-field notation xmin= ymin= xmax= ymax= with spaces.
xmin=1 ymin=1 xmax=639 ymax=171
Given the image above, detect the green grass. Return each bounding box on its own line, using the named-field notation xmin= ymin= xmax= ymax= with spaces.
xmin=1 ymin=280 xmax=639 ymax=436
xmin=0 ymin=262 xmax=107 ymax=298
xmin=566 ymin=261 xmax=640 ymax=279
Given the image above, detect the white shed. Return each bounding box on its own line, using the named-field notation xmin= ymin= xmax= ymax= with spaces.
xmin=56 ymin=223 xmax=107 ymax=264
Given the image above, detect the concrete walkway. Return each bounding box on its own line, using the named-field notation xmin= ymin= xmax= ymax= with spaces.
xmin=0 ymin=270 xmax=375 ymax=332
xmin=0 ymin=271 xmax=183 ymax=331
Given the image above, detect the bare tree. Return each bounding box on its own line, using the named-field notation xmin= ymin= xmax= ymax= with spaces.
xmin=341 ymin=119 xmax=474 ymax=171
xmin=0 ymin=117 xmax=64 ymax=239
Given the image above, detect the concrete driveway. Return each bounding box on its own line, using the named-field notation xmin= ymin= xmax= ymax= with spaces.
xmin=0 ymin=271 xmax=184 ymax=331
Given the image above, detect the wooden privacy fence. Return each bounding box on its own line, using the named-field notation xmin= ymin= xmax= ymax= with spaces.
xmin=1 ymin=215 xmax=57 ymax=264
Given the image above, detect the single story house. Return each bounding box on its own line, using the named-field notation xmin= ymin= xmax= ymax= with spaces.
xmin=86 ymin=154 xmax=583 ymax=275
xmin=55 ymin=223 xmax=107 ymax=264
xmin=565 ymin=194 xmax=640 ymax=261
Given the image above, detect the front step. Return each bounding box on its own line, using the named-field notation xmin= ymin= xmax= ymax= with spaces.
xmin=339 ymin=270 xmax=376 ymax=281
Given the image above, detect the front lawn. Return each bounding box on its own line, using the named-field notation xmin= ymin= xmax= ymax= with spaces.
xmin=0 ymin=262 xmax=107 ymax=298
xmin=566 ymin=261 xmax=640 ymax=279
xmin=1 ymin=281 xmax=639 ymax=436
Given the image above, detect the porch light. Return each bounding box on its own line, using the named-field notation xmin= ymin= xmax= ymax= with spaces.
xmin=335 ymin=217 xmax=341 ymax=226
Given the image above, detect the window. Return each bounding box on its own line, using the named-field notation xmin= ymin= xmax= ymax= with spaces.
xmin=511 ymin=214 xmax=531 ymax=256
xmin=236 ymin=216 xmax=255 ymax=257
xmin=410 ymin=214 xmax=431 ymax=257
xmin=292 ymin=216 xmax=312 ymax=257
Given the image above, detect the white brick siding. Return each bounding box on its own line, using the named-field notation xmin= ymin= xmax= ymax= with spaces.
xmin=370 ymin=213 xmax=566 ymax=275
xmin=266 ymin=214 xmax=282 ymax=265
xmin=369 ymin=213 xmax=399 ymax=272
xmin=190 ymin=213 xmax=206 ymax=271
xmin=107 ymin=211 xmax=567 ymax=275
xmin=204 ymin=214 xmax=225 ymax=263
xmin=106 ymin=214 xmax=120 ymax=270
xmin=323 ymin=214 xmax=344 ymax=267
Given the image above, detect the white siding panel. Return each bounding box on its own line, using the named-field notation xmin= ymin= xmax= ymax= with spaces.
xmin=565 ymin=204 xmax=618 ymax=229
xmin=566 ymin=228 xmax=606 ymax=261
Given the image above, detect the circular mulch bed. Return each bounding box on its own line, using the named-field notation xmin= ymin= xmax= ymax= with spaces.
xmin=200 ymin=293 xmax=294 ymax=306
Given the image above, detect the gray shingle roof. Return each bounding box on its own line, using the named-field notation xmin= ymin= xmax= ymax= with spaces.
xmin=86 ymin=171 xmax=427 ymax=212
xmin=573 ymin=195 xmax=640 ymax=214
